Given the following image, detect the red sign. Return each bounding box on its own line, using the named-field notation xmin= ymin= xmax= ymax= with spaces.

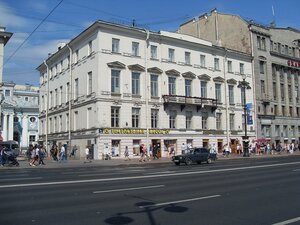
xmin=287 ymin=60 xmax=300 ymax=68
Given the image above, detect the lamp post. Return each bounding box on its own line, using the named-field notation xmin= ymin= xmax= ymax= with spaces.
xmin=238 ymin=75 xmax=251 ymax=157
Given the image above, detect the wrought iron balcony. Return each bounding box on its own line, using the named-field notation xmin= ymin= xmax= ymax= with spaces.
xmin=162 ymin=95 xmax=218 ymax=112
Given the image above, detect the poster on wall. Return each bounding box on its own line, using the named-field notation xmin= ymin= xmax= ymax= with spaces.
xmin=246 ymin=103 xmax=253 ymax=125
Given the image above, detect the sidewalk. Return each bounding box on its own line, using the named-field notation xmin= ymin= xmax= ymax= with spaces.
xmin=8 ymin=150 xmax=300 ymax=169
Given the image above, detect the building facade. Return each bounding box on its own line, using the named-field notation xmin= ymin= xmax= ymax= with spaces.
xmin=0 ymin=27 xmax=13 ymax=130
xmin=179 ymin=9 xmax=300 ymax=145
xmin=37 ymin=21 xmax=255 ymax=159
xmin=0 ymin=82 xmax=39 ymax=149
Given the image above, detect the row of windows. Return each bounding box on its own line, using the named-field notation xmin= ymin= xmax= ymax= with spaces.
xmin=111 ymin=69 xmax=244 ymax=104
xmin=112 ymin=38 xmax=246 ymax=72
xmin=262 ymin=125 xmax=300 ymax=138
xmin=41 ymin=72 xmax=93 ymax=111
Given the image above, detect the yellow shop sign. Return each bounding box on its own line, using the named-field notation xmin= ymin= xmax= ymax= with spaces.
xmin=99 ymin=128 xmax=170 ymax=135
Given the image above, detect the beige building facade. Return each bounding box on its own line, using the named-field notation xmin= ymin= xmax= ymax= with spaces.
xmin=179 ymin=9 xmax=300 ymax=145
xmin=37 ymin=21 xmax=255 ymax=159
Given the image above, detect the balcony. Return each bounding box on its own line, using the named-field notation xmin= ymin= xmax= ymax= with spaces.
xmin=162 ymin=95 xmax=218 ymax=112
xmin=261 ymin=93 xmax=271 ymax=104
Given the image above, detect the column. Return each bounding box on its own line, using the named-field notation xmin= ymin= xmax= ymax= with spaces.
xmin=275 ymin=67 xmax=282 ymax=116
xmin=291 ymin=70 xmax=297 ymax=117
xmin=21 ymin=115 xmax=28 ymax=148
xmin=2 ymin=114 xmax=7 ymax=141
xmin=284 ymin=70 xmax=289 ymax=116
xmin=8 ymin=113 xmax=14 ymax=141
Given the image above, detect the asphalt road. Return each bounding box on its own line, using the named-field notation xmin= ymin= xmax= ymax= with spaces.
xmin=1 ymin=156 xmax=300 ymax=225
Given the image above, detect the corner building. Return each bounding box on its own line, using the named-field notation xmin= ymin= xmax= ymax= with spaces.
xmin=37 ymin=21 xmax=255 ymax=159
xmin=179 ymin=9 xmax=300 ymax=145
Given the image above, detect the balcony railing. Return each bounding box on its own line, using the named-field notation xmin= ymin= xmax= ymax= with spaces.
xmin=162 ymin=95 xmax=218 ymax=112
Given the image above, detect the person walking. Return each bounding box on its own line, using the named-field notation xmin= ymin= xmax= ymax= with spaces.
xmin=69 ymin=145 xmax=77 ymax=158
xmin=85 ymin=146 xmax=91 ymax=163
xmin=59 ymin=144 xmax=65 ymax=161
xmin=139 ymin=144 xmax=145 ymax=162
xmin=38 ymin=145 xmax=46 ymax=165
xmin=124 ymin=146 xmax=130 ymax=161
xmin=30 ymin=144 xmax=39 ymax=166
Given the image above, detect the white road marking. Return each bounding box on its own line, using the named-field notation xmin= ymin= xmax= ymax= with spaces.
xmin=272 ymin=216 xmax=300 ymax=225
xmin=93 ymin=185 xmax=165 ymax=194
xmin=145 ymin=171 xmax=176 ymax=175
xmin=1 ymin=161 xmax=300 ymax=189
xmin=139 ymin=195 xmax=221 ymax=208
xmin=292 ymin=169 xmax=300 ymax=172
xmin=0 ymin=177 xmax=42 ymax=182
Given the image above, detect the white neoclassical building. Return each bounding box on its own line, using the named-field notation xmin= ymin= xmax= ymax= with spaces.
xmin=0 ymin=82 xmax=39 ymax=150
xmin=37 ymin=20 xmax=256 ymax=159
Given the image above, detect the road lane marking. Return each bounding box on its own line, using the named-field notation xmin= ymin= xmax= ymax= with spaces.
xmin=1 ymin=161 xmax=300 ymax=189
xmin=139 ymin=195 xmax=221 ymax=208
xmin=145 ymin=171 xmax=176 ymax=175
xmin=293 ymin=169 xmax=300 ymax=172
xmin=93 ymin=185 xmax=165 ymax=194
xmin=272 ymin=216 xmax=300 ymax=225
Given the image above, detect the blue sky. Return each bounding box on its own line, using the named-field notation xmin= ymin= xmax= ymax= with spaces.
xmin=1 ymin=0 xmax=299 ymax=86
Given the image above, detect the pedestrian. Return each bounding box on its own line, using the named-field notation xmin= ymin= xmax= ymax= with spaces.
xmin=181 ymin=143 xmax=186 ymax=154
xmin=59 ymin=144 xmax=65 ymax=161
xmin=139 ymin=144 xmax=145 ymax=162
xmin=85 ymin=146 xmax=91 ymax=163
xmin=38 ymin=145 xmax=46 ymax=165
xmin=124 ymin=146 xmax=130 ymax=161
xmin=0 ymin=146 xmax=5 ymax=167
xmin=152 ymin=144 xmax=158 ymax=160
xmin=30 ymin=144 xmax=38 ymax=166
xmin=69 ymin=145 xmax=77 ymax=158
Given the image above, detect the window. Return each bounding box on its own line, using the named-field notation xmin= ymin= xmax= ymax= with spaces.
xmin=87 ymin=107 xmax=92 ymax=129
xmin=261 ymin=37 xmax=266 ymax=50
xmin=200 ymin=54 xmax=206 ymax=67
xmin=88 ymin=41 xmax=93 ymax=55
xmin=49 ymin=118 xmax=52 ymax=133
xmin=285 ymin=45 xmax=289 ymax=55
xmin=228 ymin=85 xmax=234 ymax=104
xmin=200 ymin=81 xmax=207 ymax=98
xmin=66 ymin=82 xmax=70 ymax=102
xmin=273 ymin=82 xmax=277 ymax=100
xmin=59 ymin=115 xmax=62 ymax=132
xmin=49 ymin=91 xmax=53 ymax=108
xmin=168 ymin=48 xmax=175 ymax=62
xmin=261 ymin=80 xmax=265 ymax=94
xmin=132 ymin=42 xmax=139 ymax=56
xmin=185 ymin=52 xmax=191 ymax=65
xmin=54 ymin=116 xmax=57 ymax=133
xmin=202 ymin=112 xmax=208 ymax=129
xmin=229 ymin=114 xmax=235 ymax=130
xmin=150 ymin=45 xmax=157 ymax=59
xmin=87 ymin=72 xmax=92 ymax=95
xmin=257 ymin=36 xmax=261 ymax=49
xmin=240 ymin=63 xmax=244 ymax=75
xmin=111 ymin=107 xmax=119 ymax=127
xmin=151 ymin=109 xmax=159 ymax=128
xmin=59 ymin=86 xmax=63 ymax=105
xmin=169 ymin=110 xmax=176 ymax=129
xmin=214 ymin=58 xmax=220 ymax=70
xmin=111 ymin=70 xmax=120 ymax=94
xmin=280 ymin=83 xmax=284 ymax=101
xmin=74 ymin=111 xmax=78 ymax=130
xmin=278 ymin=42 xmax=281 ymax=53
xmin=215 ymin=83 xmax=222 ymax=102
xmin=29 ymin=135 xmax=36 ymax=142
xmin=295 ymin=86 xmax=298 ymax=102
xmin=74 ymin=50 xmax=78 ymax=64
xmin=132 ymin=108 xmax=140 ymax=128
xmin=275 ymin=125 xmax=280 ymax=137
xmin=288 ymin=85 xmax=292 ymax=102
xmin=259 ymin=61 xmax=265 ymax=74
xmin=132 ymin=72 xmax=140 ymax=96
xmin=55 ymin=88 xmax=58 ymax=106
xmin=4 ymin=90 xmax=10 ymax=96
xmin=216 ymin=113 xmax=222 ymax=130
xmin=74 ymin=78 xmax=79 ymax=99
xmin=227 ymin=60 xmax=232 ymax=73
xmin=185 ymin=79 xmax=192 ymax=97
xmin=168 ymin=77 xmax=176 ymax=95
xmin=186 ymin=111 xmax=192 ymax=129
xmin=112 ymin=38 xmax=120 ymax=53
xmin=151 ymin=74 xmax=158 ymax=97
xmin=241 ymin=86 xmax=246 ymax=105
xmin=66 ymin=113 xmax=69 ymax=132
xmin=59 ymin=60 xmax=63 ymax=72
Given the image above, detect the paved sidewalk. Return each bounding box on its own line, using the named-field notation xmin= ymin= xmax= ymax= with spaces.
xmin=2 ymin=150 xmax=300 ymax=169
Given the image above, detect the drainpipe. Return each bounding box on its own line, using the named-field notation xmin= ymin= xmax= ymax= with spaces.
xmin=43 ymin=60 xmax=49 ymax=152
xmin=67 ymin=44 xmax=72 ymax=150
xmin=223 ymin=49 xmax=229 ymax=146
xmin=144 ymin=30 xmax=150 ymax=150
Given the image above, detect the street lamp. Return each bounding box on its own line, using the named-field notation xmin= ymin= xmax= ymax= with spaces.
xmin=238 ymin=74 xmax=251 ymax=157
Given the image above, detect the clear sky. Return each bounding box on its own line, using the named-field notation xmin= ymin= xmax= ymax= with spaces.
xmin=1 ymin=0 xmax=299 ymax=86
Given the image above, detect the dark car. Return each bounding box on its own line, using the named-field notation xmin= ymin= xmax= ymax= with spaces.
xmin=172 ymin=147 xmax=217 ymax=166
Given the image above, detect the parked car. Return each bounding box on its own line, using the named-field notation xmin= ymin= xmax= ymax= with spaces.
xmin=172 ymin=147 xmax=217 ymax=166
xmin=0 ymin=140 xmax=20 ymax=156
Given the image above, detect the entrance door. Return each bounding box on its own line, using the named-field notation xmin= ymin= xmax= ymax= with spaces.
xmin=152 ymin=139 xmax=161 ymax=158
xmin=217 ymin=139 xmax=223 ymax=153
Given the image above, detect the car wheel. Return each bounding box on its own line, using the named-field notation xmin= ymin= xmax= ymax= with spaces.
xmin=175 ymin=162 xmax=180 ymax=166
xmin=185 ymin=158 xmax=192 ymax=165
xmin=197 ymin=161 xmax=201 ymax=164
xmin=207 ymin=158 xmax=212 ymax=164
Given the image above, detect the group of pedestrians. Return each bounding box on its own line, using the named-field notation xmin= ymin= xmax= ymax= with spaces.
xmin=28 ymin=144 xmax=46 ymax=167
